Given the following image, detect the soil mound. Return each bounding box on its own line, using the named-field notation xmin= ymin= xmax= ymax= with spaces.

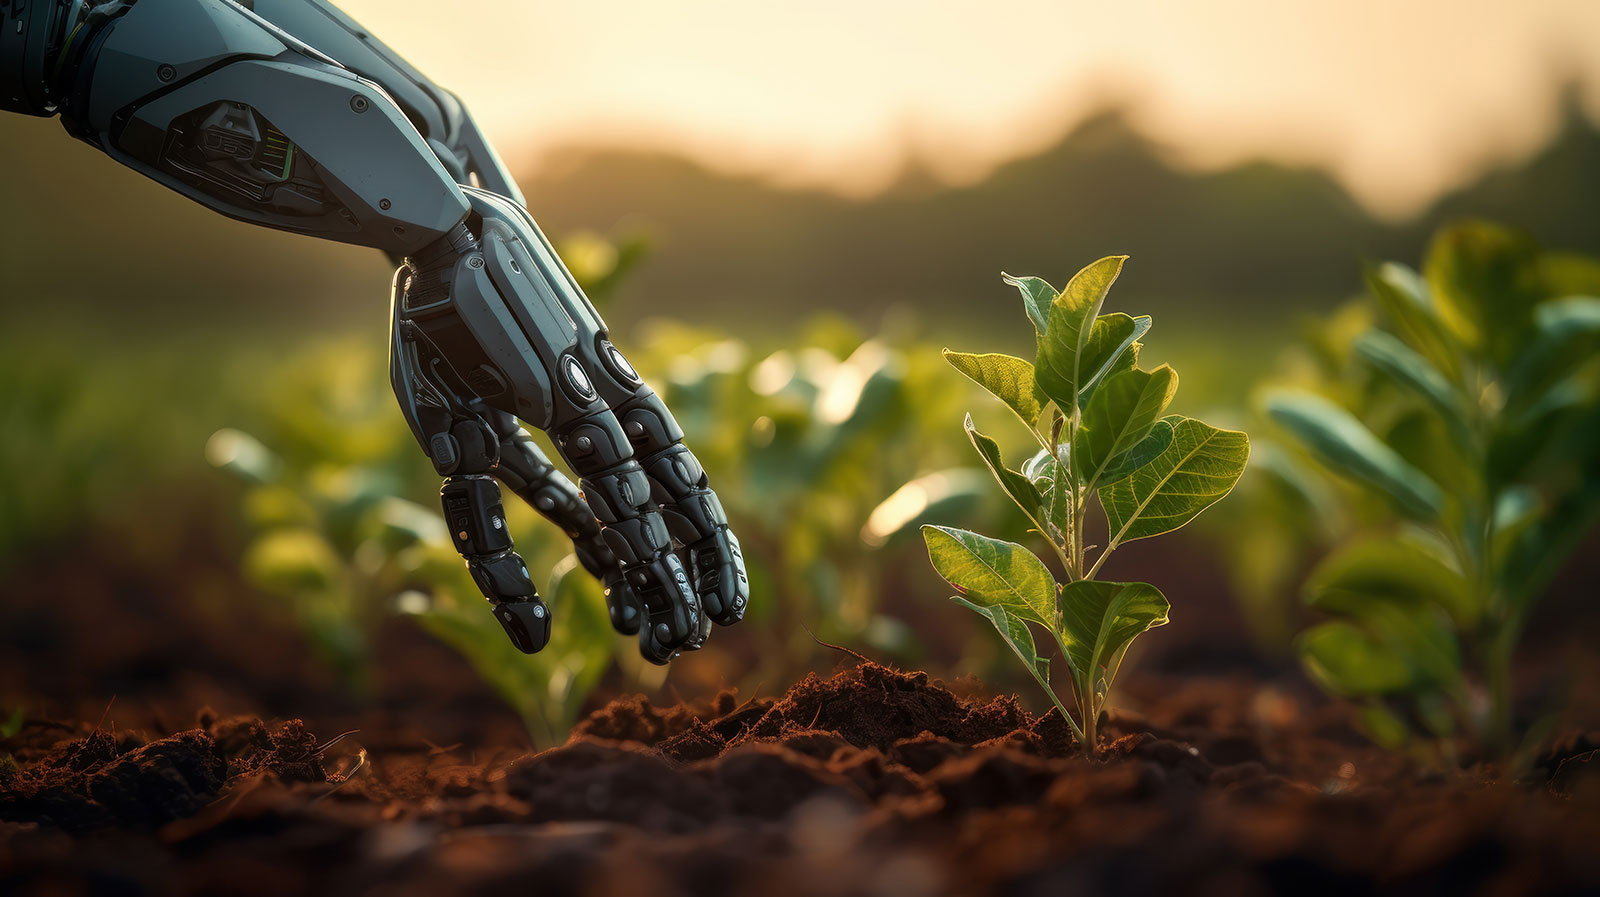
xmin=0 ymin=716 xmax=328 ymax=832
xmin=3 ymin=665 xmax=1599 ymax=896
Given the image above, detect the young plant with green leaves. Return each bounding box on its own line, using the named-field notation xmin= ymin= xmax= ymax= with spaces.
xmin=1266 ymin=221 xmax=1600 ymax=760
xmin=923 ymin=256 xmax=1250 ymax=751
xmin=635 ymin=317 xmax=988 ymax=673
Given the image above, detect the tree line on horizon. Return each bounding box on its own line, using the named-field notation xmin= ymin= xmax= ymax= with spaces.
xmin=1 ymin=82 xmax=1595 ymax=334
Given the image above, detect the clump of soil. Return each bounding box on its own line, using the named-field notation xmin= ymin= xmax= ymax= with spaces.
xmin=0 ymin=716 xmax=328 ymax=833
xmin=4 ymin=662 xmax=1598 ymax=896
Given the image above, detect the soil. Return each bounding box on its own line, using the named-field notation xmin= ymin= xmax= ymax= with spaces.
xmin=3 ymin=661 xmax=1598 ymax=897
xmin=4 ymin=527 xmax=1600 ymax=896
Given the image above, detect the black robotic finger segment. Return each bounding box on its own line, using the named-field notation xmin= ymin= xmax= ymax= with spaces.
xmin=691 ymin=529 xmax=749 ymax=626
xmin=489 ymin=423 xmax=649 ymax=643
xmin=437 ymin=473 xmax=552 ymax=653
xmin=576 ymin=465 xmax=651 ymax=526
xmin=494 ymin=426 xmax=603 ymax=538
xmin=493 ymin=598 xmax=552 ymax=655
xmin=573 ymin=540 xmax=615 ymax=581
xmin=617 ymin=393 xmax=685 ymax=453
xmin=554 ymin=414 xmax=633 ymax=477
xmin=467 ymin=551 xmax=535 ymax=600
xmin=595 ymin=512 xmax=670 ymax=566
xmin=627 ymin=436 xmax=749 ymax=627
xmin=599 ymin=569 xmax=644 ymax=636
xmin=549 ymin=407 xmax=709 ymax=658
xmin=442 ymin=475 xmax=512 ymax=555
xmin=627 ymin=552 xmax=702 ymax=651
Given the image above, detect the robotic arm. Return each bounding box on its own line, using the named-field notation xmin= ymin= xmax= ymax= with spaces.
xmin=1 ymin=0 xmax=748 ymax=663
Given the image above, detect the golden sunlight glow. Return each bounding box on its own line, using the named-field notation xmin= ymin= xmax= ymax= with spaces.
xmin=338 ymin=0 xmax=1600 ymax=216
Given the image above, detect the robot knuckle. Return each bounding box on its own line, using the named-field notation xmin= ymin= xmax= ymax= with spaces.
xmin=558 ymin=417 xmax=633 ymax=475
xmin=468 ymin=551 xmax=535 ymax=600
xmin=600 ymin=529 xmax=641 ymax=566
xmin=644 ymin=446 xmax=707 ymax=496
xmin=620 ymin=400 xmax=684 ymax=454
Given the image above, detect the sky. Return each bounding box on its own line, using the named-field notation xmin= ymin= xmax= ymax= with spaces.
xmin=335 ymin=0 xmax=1600 ymax=217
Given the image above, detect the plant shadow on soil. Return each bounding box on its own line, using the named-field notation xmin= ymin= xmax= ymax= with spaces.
xmin=3 ymin=533 xmax=1600 ymax=896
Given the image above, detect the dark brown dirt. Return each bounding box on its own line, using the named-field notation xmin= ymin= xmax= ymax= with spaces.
xmin=3 ymin=663 xmax=1598 ymax=897
xmin=0 ymin=716 xmax=327 ymax=833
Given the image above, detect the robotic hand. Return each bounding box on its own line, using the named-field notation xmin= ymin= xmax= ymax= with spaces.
xmin=2 ymin=0 xmax=748 ymax=663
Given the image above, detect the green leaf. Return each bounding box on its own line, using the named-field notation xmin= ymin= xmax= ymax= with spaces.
xmin=1364 ymin=262 xmax=1462 ymax=382
xmin=1099 ymin=416 xmax=1250 ymax=544
xmin=1021 ymin=446 xmax=1072 ymax=540
xmin=1534 ymin=295 xmax=1600 ymax=339
xmin=1504 ymin=297 xmax=1600 ymax=413
xmin=1358 ymin=702 xmax=1413 ymax=749
xmin=1539 ymin=253 xmax=1600 ymax=297
xmin=1021 ymin=446 xmax=1057 ymax=483
xmin=1003 ymin=272 xmax=1058 ymax=335
xmin=1076 ymin=314 xmax=1147 ymax=407
xmin=861 ymin=468 xmax=990 ymax=547
xmin=1074 ymin=364 xmax=1178 ymax=487
xmin=1298 ymin=621 xmax=1415 ymax=697
xmin=205 ymin=428 xmax=282 ymax=484
xmin=242 ymin=528 xmax=343 ymax=595
xmin=1265 ymin=391 xmax=1443 ymax=520
xmin=1033 ymin=256 xmax=1128 ymax=417
xmin=964 ymin=416 xmax=1047 ymax=530
xmin=1101 ymin=317 xmax=1151 ymax=384
xmin=1424 ymin=220 xmax=1542 ymax=361
xmin=1383 ymin=408 xmax=1476 ymax=498
xmin=952 ymin=597 xmax=1050 ymax=683
xmin=922 ymin=525 xmax=1055 ymax=627
xmin=1056 ymin=580 xmax=1169 ymax=681
xmin=1098 ymin=418 xmax=1175 ymax=483
xmin=1305 ymin=537 xmax=1476 ymax=628
xmin=1298 ymin=604 xmax=1461 ymax=698
xmin=1498 ymin=474 xmax=1600 ymax=609
xmin=1353 ymin=330 xmax=1465 ymax=427
xmin=943 ymin=350 xmax=1046 ymax=429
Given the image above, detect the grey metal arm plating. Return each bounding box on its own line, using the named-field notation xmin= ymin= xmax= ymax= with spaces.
xmin=1 ymin=0 xmax=748 ymax=663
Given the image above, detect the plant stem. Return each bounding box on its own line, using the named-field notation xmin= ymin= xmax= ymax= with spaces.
xmin=1484 ymin=612 xmax=1521 ymax=759
xmin=1064 ymin=412 xmax=1084 ymax=575
xmin=1048 ymin=628 xmax=1096 ymax=753
xmin=1083 ymin=539 xmax=1115 ymax=580
xmin=1078 ymin=673 xmax=1098 ymax=754
xmin=1023 ymin=642 xmax=1085 ymax=744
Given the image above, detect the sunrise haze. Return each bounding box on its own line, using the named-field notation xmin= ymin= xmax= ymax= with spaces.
xmin=334 ymin=0 xmax=1600 ymax=216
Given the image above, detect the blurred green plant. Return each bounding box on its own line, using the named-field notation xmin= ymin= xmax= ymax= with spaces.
xmin=554 ymin=227 xmax=648 ymax=305
xmin=631 ymin=314 xmax=993 ymax=670
xmin=1 ymin=706 xmax=22 ymax=739
xmin=1263 ymin=221 xmax=1600 ymax=761
xmin=202 ymin=229 xmax=649 ymax=742
xmin=923 ymin=257 xmax=1249 ymax=750
xmin=207 ymin=348 xmax=624 ymax=745
xmin=0 ymin=330 xmax=239 ymax=571
xmin=406 ymin=556 xmax=614 ymax=745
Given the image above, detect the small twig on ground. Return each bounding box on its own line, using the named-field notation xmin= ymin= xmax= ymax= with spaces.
xmin=310 ymin=749 xmax=368 ymax=806
xmin=93 ymin=696 xmax=117 ymax=733
xmin=314 ymin=729 xmax=361 ymax=756
xmin=798 ymin=620 xmax=875 ymax=667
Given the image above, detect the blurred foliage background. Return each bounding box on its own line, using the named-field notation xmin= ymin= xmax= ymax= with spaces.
xmin=2 ymin=53 xmax=1599 ymax=747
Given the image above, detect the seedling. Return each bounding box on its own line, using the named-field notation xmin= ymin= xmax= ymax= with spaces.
xmin=924 ymin=256 xmax=1249 ymax=751
xmin=1267 ymin=221 xmax=1600 ymax=759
